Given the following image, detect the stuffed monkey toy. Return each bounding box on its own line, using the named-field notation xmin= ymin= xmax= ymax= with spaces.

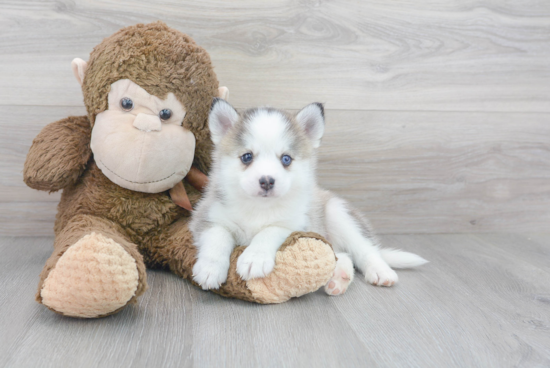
xmin=23 ymin=22 xmax=336 ymax=318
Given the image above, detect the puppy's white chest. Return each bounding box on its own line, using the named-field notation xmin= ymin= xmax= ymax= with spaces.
xmin=234 ymin=218 xmax=272 ymax=246
xmin=210 ymin=202 xmax=308 ymax=246
xmin=238 ymin=211 xmax=306 ymax=245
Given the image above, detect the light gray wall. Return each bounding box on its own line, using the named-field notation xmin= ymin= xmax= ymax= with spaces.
xmin=1 ymin=0 xmax=549 ymax=235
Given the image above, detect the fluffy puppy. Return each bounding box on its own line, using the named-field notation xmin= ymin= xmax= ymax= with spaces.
xmin=190 ymin=99 xmax=427 ymax=294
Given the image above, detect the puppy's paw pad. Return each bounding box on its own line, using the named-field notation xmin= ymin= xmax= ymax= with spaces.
xmin=324 ymin=269 xmax=352 ymax=296
xmin=192 ymin=258 xmax=229 ymax=290
xmin=237 ymin=250 xmax=275 ymax=281
xmin=365 ymin=265 xmax=398 ymax=287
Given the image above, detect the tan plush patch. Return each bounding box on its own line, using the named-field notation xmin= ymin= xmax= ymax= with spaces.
xmin=41 ymin=232 xmax=139 ymax=318
xmin=92 ymin=79 xmax=196 ymax=194
xmin=246 ymin=237 xmax=336 ymax=303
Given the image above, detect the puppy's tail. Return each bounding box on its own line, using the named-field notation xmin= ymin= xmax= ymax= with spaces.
xmin=380 ymin=248 xmax=428 ymax=269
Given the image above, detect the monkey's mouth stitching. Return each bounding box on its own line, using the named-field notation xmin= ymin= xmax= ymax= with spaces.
xmin=98 ymin=158 xmax=177 ymax=184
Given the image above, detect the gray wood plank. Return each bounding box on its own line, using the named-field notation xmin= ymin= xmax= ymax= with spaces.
xmin=4 ymin=106 xmax=549 ymax=235
xmin=0 ymin=237 xmax=369 ymax=368
xmin=1 ymin=234 xmax=550 ymax=367
xmin=318 ymin=110 xmax=550 ymax=233
xmin=189 ymin=292 xmax=371 ymax=368
xmin=0 ymin=0 xmax=549 ymax=112
xmin=0 ymin=237 xmax=49 ymax=353
xmin=1 ymin=237 xmax=196 ymax=368
xmin=336 ymin=233 xmax=550 ymax=367
xmin=473 ymin=233 xmax=550 ymax=272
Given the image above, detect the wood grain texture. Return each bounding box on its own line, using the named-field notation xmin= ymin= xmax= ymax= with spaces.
xmin=3 ymin=106 xmax=549 ymax=235
xmin=1 ymin=234 xmax=549 ymax=367
xmin=318 ymin=110 xmax=550 ymax=233
xmin=0 ymin=1 xmax=549 ymax=234
xmin=0 ymin=0 xmax=549 ymax=111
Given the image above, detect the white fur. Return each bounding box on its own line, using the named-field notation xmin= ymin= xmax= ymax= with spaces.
xmin=295 ymin=103 xmax=325 ymax=148
xmin=190 ymin=102 xmax=428 ymax=292
xmin=209 ymin=98 xmax=239 ymax=144
xmin=325 ymin=253 xmax=355 ymax=295
xmin=192 ymin=225 xmax=234 ymax=289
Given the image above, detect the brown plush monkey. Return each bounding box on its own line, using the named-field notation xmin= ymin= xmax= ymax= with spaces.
xmin=23 ymin=22 xmax=336 ymax=318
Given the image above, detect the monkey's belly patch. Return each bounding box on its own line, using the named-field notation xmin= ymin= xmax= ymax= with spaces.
xmin=41 ymin=232 xmax=139 ymax=318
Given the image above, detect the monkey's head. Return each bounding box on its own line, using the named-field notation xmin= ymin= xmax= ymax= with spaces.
xmin=71 ymin=22 xmax=226 ymax=194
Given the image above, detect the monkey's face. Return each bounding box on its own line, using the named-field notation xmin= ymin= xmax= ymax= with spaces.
xmin=91 ymin=79 xmax=196 ymax=193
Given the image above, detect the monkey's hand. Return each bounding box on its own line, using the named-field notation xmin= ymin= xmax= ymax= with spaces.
xmin=24 ymin=115 xmax=92 ymax=191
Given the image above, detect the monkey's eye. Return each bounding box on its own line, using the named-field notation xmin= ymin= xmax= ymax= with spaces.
xmin=281 ymin=155 xmax=293 ymax=166
xmin=241 ymin=152 xmax=253 ymax=165
xmin=120 ymin=97 xmax=134 ymax=111
xmin=159 ymin=109 xmax=172 ymax=121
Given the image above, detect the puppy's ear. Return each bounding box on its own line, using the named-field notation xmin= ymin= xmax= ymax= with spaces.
xmin=296 ymin=103 xmax=325 ymax=148
xmin=209 ymin=98 xmax=239 ymax=144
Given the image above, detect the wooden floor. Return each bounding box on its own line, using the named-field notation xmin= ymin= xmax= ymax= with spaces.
xmin=1 ymin=234 xmax=549 ymax=368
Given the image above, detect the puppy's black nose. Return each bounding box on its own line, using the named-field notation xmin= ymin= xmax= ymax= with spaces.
xmin=259 ymin=176 xmax=275 ymax=191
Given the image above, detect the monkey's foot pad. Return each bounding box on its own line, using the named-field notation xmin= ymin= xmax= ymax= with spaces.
xmin=41 ymin=232 xmax=139 ymax=318
xmin=247 ymin=232 xmax=337 ymax=304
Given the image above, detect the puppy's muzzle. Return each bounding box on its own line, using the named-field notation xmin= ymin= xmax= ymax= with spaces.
xmin=259 ymin=176 xmax=275 ymax=191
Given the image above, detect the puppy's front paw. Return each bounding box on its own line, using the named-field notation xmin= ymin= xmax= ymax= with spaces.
xmin=236 ymin=249 xmax=275 ymax=281
xmin=364 ymin=263 xmax=398 ymax=287
xmin=192 ymin=257 xmax=230 ymax=290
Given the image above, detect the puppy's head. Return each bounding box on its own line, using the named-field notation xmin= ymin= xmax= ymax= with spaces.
xmin=209 ymin=99 xmax=325 ymax=200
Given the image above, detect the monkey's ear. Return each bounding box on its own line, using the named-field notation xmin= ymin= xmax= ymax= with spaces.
xmin=71 ymin=58 xmax=88 ymax=86
xmin=209 ymin=98 xmax=239 ymax=145
xmin=218 ymin=86 xmax=229 ymax=100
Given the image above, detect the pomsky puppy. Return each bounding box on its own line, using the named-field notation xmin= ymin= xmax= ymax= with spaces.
xmin=190 ymin=99 xmax=427 ymax=295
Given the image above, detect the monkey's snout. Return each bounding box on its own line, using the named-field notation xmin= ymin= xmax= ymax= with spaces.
xmin=133 ymin=113 xmax=162 ymax=132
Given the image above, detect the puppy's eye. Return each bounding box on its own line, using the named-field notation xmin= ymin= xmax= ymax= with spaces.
xmin=159 ymin=109 xmax=172 ymax=121
xmin=241 ymin=153 xmax=253 ymax=164
xmin=120 ymin=97 xmax=134 ymax=111
xmin=281 ymin=155 xmax=292 ymax=166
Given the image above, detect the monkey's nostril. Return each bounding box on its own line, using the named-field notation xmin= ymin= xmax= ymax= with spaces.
xmin=259 ymin=176 xmax=275 ymax=191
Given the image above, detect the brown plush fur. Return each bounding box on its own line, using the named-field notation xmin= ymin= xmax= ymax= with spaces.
xmin=23 ymin=22 xmax=335 ymax=317
xmin=82 ymin=22 xmax=216 ymax=174
xmin=24 ymin=23 xmax=220 ymax=317
xmin=24 ymin=115 xmax=92 ymax=192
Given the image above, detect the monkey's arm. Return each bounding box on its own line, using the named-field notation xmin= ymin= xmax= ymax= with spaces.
xmin=24 ymin=115 xmax=92 ymax=191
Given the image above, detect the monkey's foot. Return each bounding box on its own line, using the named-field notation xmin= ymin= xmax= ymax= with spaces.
xmin=40 ymin=233 xmax=140 ymax=318
xmin=247 ymin=232 xmax=336 ymax=303
xmin=211 ymin=232 xmax=334 ymax=304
